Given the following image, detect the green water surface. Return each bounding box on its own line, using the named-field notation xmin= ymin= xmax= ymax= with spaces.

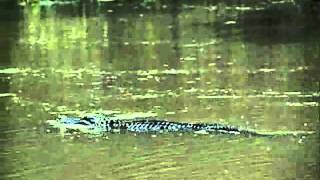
xmin=0 ymin=0 xmax=319 ymax=179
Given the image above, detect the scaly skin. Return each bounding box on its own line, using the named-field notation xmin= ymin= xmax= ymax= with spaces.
xmin=47 ymin=114 xmax=266 ymax=136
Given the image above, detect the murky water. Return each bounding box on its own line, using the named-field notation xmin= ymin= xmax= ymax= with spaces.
xmin=0 ymin=0 xmax=319 ymax=179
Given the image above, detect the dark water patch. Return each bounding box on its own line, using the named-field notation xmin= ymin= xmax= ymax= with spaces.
xmin=240 ymin=0 xmax=320 ymax=44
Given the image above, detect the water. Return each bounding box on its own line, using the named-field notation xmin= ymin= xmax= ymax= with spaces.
xmin=0 ymin=0 xmax=319 ymax=179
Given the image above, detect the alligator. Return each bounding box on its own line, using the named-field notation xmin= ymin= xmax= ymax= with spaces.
xmin=46 ymin=114 xmax=315 ymax=137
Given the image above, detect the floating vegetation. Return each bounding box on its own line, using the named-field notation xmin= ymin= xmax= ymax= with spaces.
xmin=0 ymin=68 xmax=40 ymax=75
xmin=0 ymin=93 xmax=17 ymax=98
xmin=235 ymin=7 xmax=253 ymax=11
xmin=53 ymin=68 xmax=109 ymax=78
xmin=181 ymin=57 xmax=197 ymax=61
xmin=137 ymin=77 xmax=149 ymax=81
xmin=165 ymin=112 xmax=176 ymax=115
xmin=283 ymin=91 xmax=302 ymax=95
xmin=19 ymin=0 xmax=80 ymax=7
xmin=197 ymin=95 xmax=242 ymax=99
xmin=197 ymin=91 xmax=319 ymax=100
xmin=204 ymin=6 xmax=217 ymax=11
xmin=162 ymin=69 xmax=191 ymax=75
xmin=271 ymin=0 xmax=293 ymax=5
xmin=182 ymin=40 xmax=217 ymax=48
xmin=262 ymin=91 xmax=281 ymax=95
xmin=258 ymin=68 xmax=276 ymax=73
xmin=186 ymin=80 xmax=196 ymax=84
xmin=1 ymin=65 xmax=311 ymax=85
xmin=224 ymin=21 xmax=237 ymax=25
xmin=179 ymin=109 xmax=189 ymax=113
xmin=285 ymin=102 xmax=319 ymax=107
xmin=97 ymin=0 xmax=115 ymax=3
xmin=183 ymin=88 xmax=198 ymax=93
xmin=132 ymin=94 xmax=159 ymax=100
xmin=0 ymin=68 xmax=22 ymax=74
xmin=91 ymin=82 xmax=103 ymax=86
xmin=136 ymin=69 xmax=192 ymax=76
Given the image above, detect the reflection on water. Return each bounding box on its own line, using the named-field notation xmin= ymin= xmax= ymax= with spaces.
xmin=0 ymin=0 xmax=319 ymax=179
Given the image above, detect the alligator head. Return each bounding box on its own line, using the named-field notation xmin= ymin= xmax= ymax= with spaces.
xmin=46 ymin=114 xmax=111 ymax=135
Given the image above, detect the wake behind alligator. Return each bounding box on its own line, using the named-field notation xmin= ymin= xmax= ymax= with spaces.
xmin=46 ymin=114 xmax=315 ymax=137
